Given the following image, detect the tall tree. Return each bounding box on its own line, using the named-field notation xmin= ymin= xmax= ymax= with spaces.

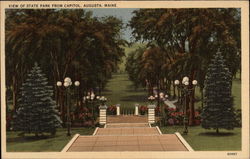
xmin=6 ymin=9 xmax=126 ymax=125
xmin=129 ymin=8 xmax=240 ymax=125
xmin=201 ymin=51 xmax=236 ymax=133
xmin=13 ymin=63 xmax=62 ymax=136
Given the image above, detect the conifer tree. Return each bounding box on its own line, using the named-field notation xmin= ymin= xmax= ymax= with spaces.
xmin=13 ymin=63 xmax=61 ymax=136
xmin=201 ymin=51 xmax=236 ymax=133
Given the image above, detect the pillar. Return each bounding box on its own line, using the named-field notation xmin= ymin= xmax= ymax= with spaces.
xmin=116 ymin=104 xmax=120 ymax=116
xmin=148 ymin=104 xmax=156 ymax=124
xmin=135 ymin=104 xmax=139 ymax=115
xmin=99 ymin=105 xmax=107 ymax=125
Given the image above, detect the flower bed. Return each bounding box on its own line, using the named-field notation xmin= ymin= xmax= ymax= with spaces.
xmin=107 ymin=105 xmax=116 ymax=115
xmin=163 ymin=105 xmax=201 ymax=126
xmin=139 ymin=105 xmax=148 ymax=115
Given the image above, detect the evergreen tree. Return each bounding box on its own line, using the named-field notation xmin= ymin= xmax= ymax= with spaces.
xmin=201 ymin=51 xmax=236 ymax=133
xmin=13 ymin=63 xmax=61 ymax=136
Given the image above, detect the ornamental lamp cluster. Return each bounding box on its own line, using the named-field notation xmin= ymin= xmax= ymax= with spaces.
xmin=56 ymin=77 xmax=80 ymax=136
xmin=148 ymin=92 xmax=168 ymax=103
xmin=174 ymin=76 xmax=198 ymax=87
xmin=174 ymin=76 xmax=198 ymax=135
xmin=57 ymin=77 xmax=80 ymax=88
xmin=83 ymin=92 xmax=107 ymax=105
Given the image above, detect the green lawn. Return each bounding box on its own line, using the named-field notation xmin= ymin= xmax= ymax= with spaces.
xmin=103 ymin=73 xmax=148 ymax=112
xmin=160 ymin=126 xmax=241 ymax=151
xmin=7 ymin=128 xmax=95 ymax=152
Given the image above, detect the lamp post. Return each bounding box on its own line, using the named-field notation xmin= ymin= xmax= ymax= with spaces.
xmin=83 ymin=93 xmax=106 ymax=123
xmin=57 ymin=77 xmax=80 ymax=136
xmin=150 ymin=93 xmax=168 ymax=126
xmin=174 ymin=76 xmax=197 ymax=135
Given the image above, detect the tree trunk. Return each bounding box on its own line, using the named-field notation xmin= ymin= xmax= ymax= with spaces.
xmin=157 ymin=79 xmax=160 ymax=107
xmin=12 ymin=76 xmax=17 ymax=111
xmin=177 ymin=88 xmax=180 ymax=102
xmin=173 ymin=81 xmax=176 ymax=98
xmin=216 ymin=128 xmax=219 ymax=134
xmin=200 ymin=87 xmax=204 ymax=108
xmin=188 ymin=70 xmax=196 ymax=126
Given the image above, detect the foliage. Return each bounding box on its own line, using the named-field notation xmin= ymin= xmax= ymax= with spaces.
xmin=128 ymin=8 xmax=241 ymax=125
xmin=201 ymin=51 xmax=236 ymax=133
xmin=72 ymin=106 xmax=95 ymax=127
xmin=161 ymin=106 xmax=201 ymax=126
xmin=139 ymin=105 xmax=148 ymax=115
xmin=12 ymin=63 xmax=62 ymax=136
xmin=5 ymin=9 xmax=126 ymax=124
xmin=107 ymin=105 xmax=117 ymax=115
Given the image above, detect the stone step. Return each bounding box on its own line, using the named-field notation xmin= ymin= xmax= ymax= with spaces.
xmin=95 ymin=127 xmax=160 ymax=136
xmin=106 ymin=123 xmax=149 ymax=128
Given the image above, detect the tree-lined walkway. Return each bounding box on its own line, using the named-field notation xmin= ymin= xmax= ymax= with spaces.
xmin=102 ymin=73 xmax=148 ymax=111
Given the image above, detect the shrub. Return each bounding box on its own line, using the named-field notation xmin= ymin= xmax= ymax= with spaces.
xmin=139 ymin=105 xmax=148 ymax=115
xmin=72 ymin=106 xmax=95 ymax=127
xmin=163 ymin=105 xmax=201 ymax=126
xmin=107 ymin=105 xmax=116 ymax=115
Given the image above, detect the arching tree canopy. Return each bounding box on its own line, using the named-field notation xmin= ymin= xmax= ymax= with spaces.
xmin=6 ymin=9 xmax=126 ymax=124
xmin=128 ymin=8 xmax=241 ymax=125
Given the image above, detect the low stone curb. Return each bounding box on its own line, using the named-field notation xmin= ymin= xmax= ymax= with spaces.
xmin=92 ymin=127 xmax=99 ymax=135
xmin=156 ymin=126 xmax=162 ymax=135
xmin=61 ymin=133 xmax=80 ymax=152
xmin=175 ymin=132 xmax=194 ymax=151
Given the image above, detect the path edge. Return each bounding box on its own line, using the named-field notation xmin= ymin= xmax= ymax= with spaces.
xmin=175 ymin=132 xmax=194 ymax=152
xmin=93 ymin=127 xmax=99 ymax=135
xmin=61 ymin=133 xmax=80 ymax=152
xmin=156 ymin=126 xmax=162 ymax=135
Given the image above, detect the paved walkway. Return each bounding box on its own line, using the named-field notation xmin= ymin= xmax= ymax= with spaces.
xmin=63 ymin=122 xmax=193 ymax=152
xmin=66 ymin=134 xmax=188 ymax=151
xmin=95 ymin=127 xmax=160 ymax=136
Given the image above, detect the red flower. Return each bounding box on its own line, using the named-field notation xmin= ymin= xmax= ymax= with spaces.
xmin=195 ymin=111 xmax=200 ymax=117
xmin=194 ymin=119 xmax=201 ymax=125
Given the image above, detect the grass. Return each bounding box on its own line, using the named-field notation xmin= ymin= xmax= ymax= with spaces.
xmin=103 ymin=73 xmax=148 ymax=112
xmin=160 ymin=126 xmax=241 ymax=151
xmin=6 ymin=127 xmax=95 ymax=152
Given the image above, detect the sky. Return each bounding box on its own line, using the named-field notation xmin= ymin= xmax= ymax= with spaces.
xmin=84 ymin=8 xmax=137 ymax=42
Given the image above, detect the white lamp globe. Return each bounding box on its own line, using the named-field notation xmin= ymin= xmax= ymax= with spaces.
xmin=56 ymin=81 xmax=62 ymax=87
xmin=184 ymin=81 xmax=189 ymax=86
xmin=159 ymin=92 xmax=164 ymax=98
xmin=64 ymin=77 xmax=71 ymax=83
xmin=64 ymin=81 xmax=70 ymax=87
xmin=74 ymin=81 xmax=80 ymax=86
xmin=183 ymin=76 xmax=189 ymax=82
xmin=174 ymin=80 xmax=180 ymax=85
xmin=192 ymin=80 xmax=198 ymax=85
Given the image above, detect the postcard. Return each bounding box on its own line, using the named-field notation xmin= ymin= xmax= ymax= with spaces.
xmin=1 ymin=1 xmax=249 ymax=159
